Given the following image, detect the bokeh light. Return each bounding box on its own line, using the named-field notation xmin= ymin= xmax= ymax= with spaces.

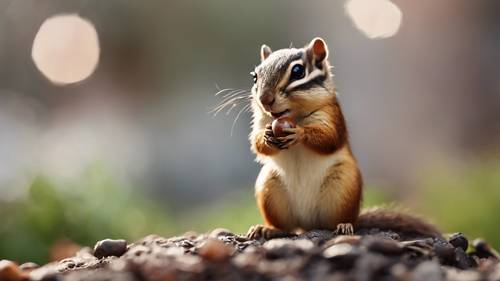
xmin=31 ymin=14 xmax=100 ymax=85
xmin=345 ymin=0 xmax=403 ymax=39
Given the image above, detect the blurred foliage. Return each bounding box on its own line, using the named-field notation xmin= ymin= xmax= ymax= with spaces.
xmin=178 ymin=190 xmax=260 ymax=235
xmin=0 ymin=164 xmax=174 ymax=264
xmin=417 ymin=160 xmax=500 ymax=249
xmin=1 ymin=160 xmax=499 ymax=264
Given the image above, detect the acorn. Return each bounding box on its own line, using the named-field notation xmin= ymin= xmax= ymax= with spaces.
xmin=272 ymin=117 xmax=295 ymax=138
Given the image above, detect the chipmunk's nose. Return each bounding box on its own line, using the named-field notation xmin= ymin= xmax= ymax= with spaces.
xmin=259 ymin=92 xmax=275 ymax=110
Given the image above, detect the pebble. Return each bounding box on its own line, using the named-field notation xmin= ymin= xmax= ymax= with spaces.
xmin=473 ymin=239 xmax=499 ymax=259
xmin=323 ymin=243 xmax=354 ymax=259
xmin=126 ymin=245 xmax=151 ymax=257
xmin=455 ymin=248 xmax=473 ymax=269
xmin=363 ymin=237 xmax=404 ymax=255
xmin=197 ymin=238 xmax=233 ymax=261
xmin=327 ymin=235 xmax=362 ymax=246
xmin=489 ymin=264 xmax=500 ymax=281
xmin=411 ymin=261 xmax=443 ymax=281
xmin=433 ymin=238 xmax=456 ymax=262
xmin=19 ymin=262 xmax=39 ymax=271
xmin=28 ymin=265 xmax=59 ymax=281
xmin=449 ymin=233 xmax=469 ymax=252
xmin=354 ymin=252 xmax=393 ymax=280
xmin=324 ymin=243 xmax=360 ymax=270
xmin=263 ymin=239 xmax=314 ymax=259
xmin=445 ymin=268 xmax=481 ymax=281
xmin=0 ymin=260 xmax=28 ymax=281
xmin=209 ymin=228 xmax=235 ymax=238
xmin=298 ymin=229 xmax=335 ymax=243
xmin=11 ymin=230 xmax=500 ymax=281
xmin=93 ymin=239 xmax=128 ymax=259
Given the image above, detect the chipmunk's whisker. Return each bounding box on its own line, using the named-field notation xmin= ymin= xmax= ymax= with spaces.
xmin=225 ymin=96 xmax=252 ymax=115
xmin=231 ymin=103 xmax=251 ymax=136
xmin=214 ymin=88 xmax=236 ymax=96
xmin=225 ymin=103 xmax=238 ymax=115
xmin=210 ymin=86 xmax=252 ymax=135
xmin=213 ymin=90 xmax=249 ymax=109
xmin=222 ymin=89 xmax=249 ymax=99
xmin=210 ymin=95 xmax=250 ymax=116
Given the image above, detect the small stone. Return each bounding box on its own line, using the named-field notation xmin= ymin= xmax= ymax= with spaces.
xmin=489 ymin=263 xmax=500 ymax=281
xmin=177 ymin=239 xmax=195 ymax=249
xmin=354 ymin=252 xmax=393 ymax=280
xmin=197 ymin=238 xmax=234 ymax=261
xmin=93 ymin=239 xmax=128 ymax=259
xmin=299 ymin=229 xmax=335 ymax=243
xmin=127 ymin=245 xmax=151 ymax=257
xmin=28 ymin=265 xmax=59 ymax=281
xmin=209 ymin=228 xmax=235 ymax=238
xmin=0 ymin=260 xmax=28 ymax=281
xmin=325 ymin=235 xmax=361 ymax=247
xmin=448 ymin=232 xmax=469 ymax=252
xmin=364 ymin=237 xmax=403 ymax=255
xmin=455 ymin=248 xmax=472 ymax=269
xmin=323 ymin=243 xmax=354 ymax=258
xmin=164 ymin=246 xmax=185 ymax=257
xmin=37 ymin=274 xmax=60 ymax=281
xmin=263 ymin=239 xmax=314 ymax=259
xmin=390 ymin=264 xmax=409 ymax=280
xmin=411 ymin=261 xmax=443 ymax=281
xmin=445 ymin=268 xmax=481 ymax=281
xmin=433 ymin=238 xmax=456 ymax=262
xmin=334 ymin=235 xmax=362 ymax=244
xmin=324 ymin=243 xmax=360 ymax=270
xmin=19 ymin=262 xmax=39 ymax=271
xmin=472 ymin=238 xmax=499 ymax=259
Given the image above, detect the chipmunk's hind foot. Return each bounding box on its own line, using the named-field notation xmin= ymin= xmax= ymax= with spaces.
xmin=246 ymin=224 xmax=291 ymax=240
xmin=334 ymin=223 xmax=354 ymax=235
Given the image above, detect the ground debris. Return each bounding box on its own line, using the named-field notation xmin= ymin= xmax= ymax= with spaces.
xmin=13 ymin=229 xmax=500 ymax=281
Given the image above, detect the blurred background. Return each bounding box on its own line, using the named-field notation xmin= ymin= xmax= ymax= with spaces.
xmin=1 ymin=0 xmax=499 ymax=264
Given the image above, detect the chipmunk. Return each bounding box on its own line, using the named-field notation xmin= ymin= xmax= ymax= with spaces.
xmin=246 ymin=37 xmax=440 ymax=240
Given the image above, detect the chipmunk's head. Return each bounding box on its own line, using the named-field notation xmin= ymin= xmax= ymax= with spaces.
xmin=251 ymin=37 xmax=335 ymax=119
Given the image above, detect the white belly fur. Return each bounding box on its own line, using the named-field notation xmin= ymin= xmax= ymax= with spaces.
xmin=259 ymin=145 xmax=349 ymax=229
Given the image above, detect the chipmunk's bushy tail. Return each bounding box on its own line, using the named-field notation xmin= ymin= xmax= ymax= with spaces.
xmin=355 ymin=206 xmax=442 ymax=239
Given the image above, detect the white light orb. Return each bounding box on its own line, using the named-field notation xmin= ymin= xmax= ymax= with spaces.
xmin=345 ymin=0 xmax=403 ymax=39
xmin=32 ymin=14 xmax=100 ymax=85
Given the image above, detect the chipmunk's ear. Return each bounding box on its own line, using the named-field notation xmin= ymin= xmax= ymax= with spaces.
xmin=307 ymin=37 xmax=328 ymax=64
xmin=260 ymin=44 xmax=272 ymax=61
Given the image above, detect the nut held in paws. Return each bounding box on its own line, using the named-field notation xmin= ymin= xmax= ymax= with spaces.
xmin=272 ymin=117 xmax=295 ymax=138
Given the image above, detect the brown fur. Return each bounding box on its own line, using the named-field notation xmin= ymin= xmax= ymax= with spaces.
xmin=250 ymin=38 xmax=360 ymax=233
xmin=321 ymin=158 xmax=363 ymax=225
xmin=254 ymin=144 xmax=362 ymax=232
xmin=248 ymin=38 xmax=440 ymax=239
xmin=355 ymin=207 xmax=442 ymax=238
xmin=299 ymin=102 xmax=347 ymax=155
xmin=251 ymin=129 xmax=279 ymax=156
xmin=255 ymin=168 xmax=295 ymax=231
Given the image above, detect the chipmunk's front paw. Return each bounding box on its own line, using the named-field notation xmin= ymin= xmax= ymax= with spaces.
xmin=246 ymin=225 xmax=290 ymax=240
xmin=264 ymin=125 xmax=282 ymax=149
xmin=278 ymin=126 xmax=305 ymax=149
xmin=334 ymin=223 xmax=354 ymax=235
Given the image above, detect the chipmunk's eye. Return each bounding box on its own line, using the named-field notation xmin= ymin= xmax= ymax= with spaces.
xmin=250 ymin=71 xmax=257 ymax=83
xmin=290 ymin=64 xmax=305 ymax=80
